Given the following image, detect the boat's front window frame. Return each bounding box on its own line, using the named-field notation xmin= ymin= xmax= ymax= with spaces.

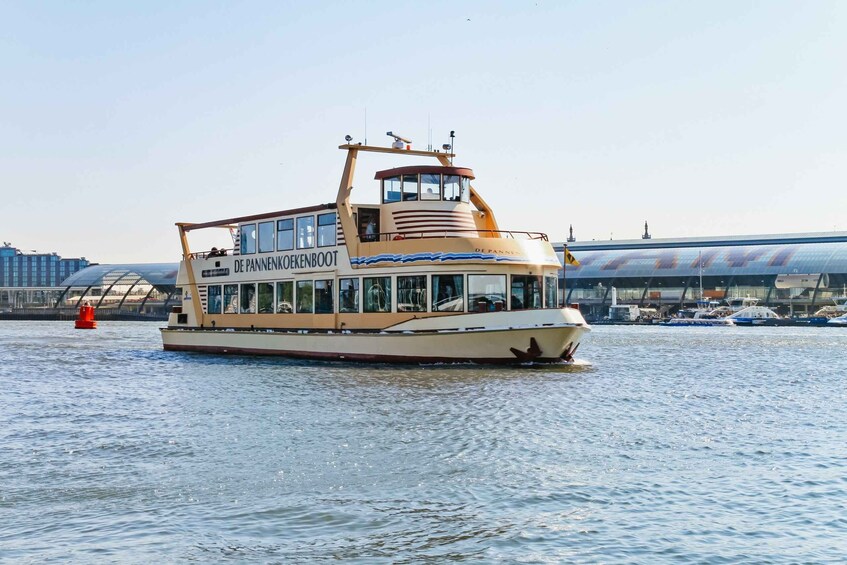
xmin=338 ymin=277 xmax=359 ymax=313
xmin=432 ymin=274 xmax=465 ymax=312
xmin=545 ymin=276 xmax=558 ymax=308
xmin=468 ymin=274 xmax=506 ymax=313
xmin=296 ymin=280 xmax=314 ymax=313
xmin=257 ymin=221 xmax=274 ymax=253
xmin=257 ymin=281 xmax=274 ymax=313
xmin=460 ymin=177 xmax=471 ymax=203
xmin=443 ymin=175 xmax=461 ymax=201
xmin=276 ymin=219 xmax=294 ymax=251
xmin=314 ymin=279 xmax=334 ymax=314
xmin=240 ymin=282 xmax=256 ymax=314
xmin=397 ymin=275 xmax=427 ymax=312
xmin=317 ymin=213 xmax=337 ymax=247
xmin=511 ymin=275 xmax=543 ymax=310
xmin=296 ymin=216 xmax=315 ymax=250
xmin=223 ymin=284 xmax=238 ymax=313
xmin=420 ymin=173 xmax=441 ymax=201
xmin=240 ymin=224 xmax=257 ymax=255
xmin=403 ymin=174 xmax=420 ymax=201
xmin=206 ymin=284 xmax=222 ymax=314
xmin=363 ymin=276 xmax=392 ymax=313
xmin=383 ymin=176 xmax=401 ymax=203
xmin=276 ymin=280 xmax=293 ymax=313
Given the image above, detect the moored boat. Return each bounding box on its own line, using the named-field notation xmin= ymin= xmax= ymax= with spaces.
xmin=160 ymin=133 xmax=590 ymax=363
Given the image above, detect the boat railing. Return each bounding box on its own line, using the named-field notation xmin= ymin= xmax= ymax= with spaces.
xmin=361 ymin=229 xmax=549 ymax=243
xmin=189 ymin=248 xmax=233 ymax=260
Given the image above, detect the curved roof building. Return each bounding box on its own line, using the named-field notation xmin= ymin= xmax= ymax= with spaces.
xmin=555 ymin=232 xmax=847 ymax=319
xmin=55 ymin=263 xmax=179 ymax=316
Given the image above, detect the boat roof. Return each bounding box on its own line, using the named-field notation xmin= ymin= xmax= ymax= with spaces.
xmin=374 ymin=165 xmax=474 ymax=180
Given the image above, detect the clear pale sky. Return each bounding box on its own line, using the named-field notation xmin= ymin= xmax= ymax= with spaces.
xmin=3 ymin=1 xmax=846 ymax=263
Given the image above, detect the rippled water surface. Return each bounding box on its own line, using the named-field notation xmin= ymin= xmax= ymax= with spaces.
xmin=1 ymin=321 xmax=846 ymax=563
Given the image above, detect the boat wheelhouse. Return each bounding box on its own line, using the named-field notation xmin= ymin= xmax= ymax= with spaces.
xmin=161 ymin=137 xmax=590 ymax=363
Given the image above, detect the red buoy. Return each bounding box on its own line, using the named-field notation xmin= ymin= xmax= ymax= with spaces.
xmin=74 ymin=303 xmax=97 ymax=329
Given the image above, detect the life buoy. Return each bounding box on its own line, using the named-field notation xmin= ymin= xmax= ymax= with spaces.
xmin=393 ymin=234 xmax=405 ymax=240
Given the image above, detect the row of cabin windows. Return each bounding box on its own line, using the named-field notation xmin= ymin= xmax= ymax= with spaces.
xmin=240 ymin=212 xmax=337 ymax=255
xmin=203 ymin=274 xmax=559 ymax=315
xmin=382 ymin=174 xmax=472 ymax=204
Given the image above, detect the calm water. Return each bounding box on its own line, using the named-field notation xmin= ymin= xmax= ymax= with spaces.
xmin=1 ymin=321 xmax=846 ymax=563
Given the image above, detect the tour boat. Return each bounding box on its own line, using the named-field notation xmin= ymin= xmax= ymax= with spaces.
xmin=160 ymin=135 xmax=590 ymax=363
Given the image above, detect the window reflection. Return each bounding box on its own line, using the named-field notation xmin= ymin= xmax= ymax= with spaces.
xmin=296 ymin=216 xmax=315 ymax=249
xmin=443 ymin=175 xmax=461 ymax=201
xmin=420 ymin=173 xmax=440 ymax=201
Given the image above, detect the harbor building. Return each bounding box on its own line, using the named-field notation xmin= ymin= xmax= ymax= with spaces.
xmin=555 ymin=231 xmax=847 ymax=321
xmin=0 ymin=242 xmax=90 ymax=309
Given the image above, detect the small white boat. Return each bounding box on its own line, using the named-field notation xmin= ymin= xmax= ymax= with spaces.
xmin=727 ymin=305 xmax=784 ymax=326
xmin=662 ymin=300 xmax=734 ymax=326
xmin=827 ymin=313 xmax=847 ymax=326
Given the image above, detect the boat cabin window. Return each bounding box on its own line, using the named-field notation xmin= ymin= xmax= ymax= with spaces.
xmin=364 ymin=277 xmax=391 ymax=313
xmin=277 ymin=219 xmax=294 ymax=251
xmin=460 ymin=177 xmax=471 ymax=203
xmin=296 ymin=216 xmax=315 ymax=249
xmin=317 ymin=213 xmax=337 ymax=247
xmin=258 ymin=221 xmax=274 ymax=253
xmin=240 ymin=224 xmax=257 ymax=255
xmin=383 ymin=176 xmax=401 ymax=203
xmin=545 ymin=276 xmax=558 ymax=308
xmin=358 ymin=208 xmax=379 ymax=242
xmin=224 ymin=284 xmax=238 ymax=313
xmin=402 ymin=174 xmax=419 ymax=201
xmin=398 ymin=275 xmax=427 ymax=312
xmin=443 ymin=175 xmax=461 ymax=201
xmin=296 ymin=280 xmax=313 ymax=313
xmin=468 ymin=275 xmax=506 ymax=312
xmin=315 ymin=280 xmax=334 ymax=314
xmin=420 ymin=173 xmax=440 ymax=201
xmin=257 ymin=282 xmax=274 ymax=313
xmin=339 ymin=278 xmax=359 ymax=313
xmin=240 ymin=283 xmax=256 ymax=313
xmin=207 ymin=285 xmax=222 ymax=314
xmin=511 ymin=275 xmax=543 ymax=310
xmin=432 ymin=274 xmax=464 ymax=312
xmin=276 ymin=281 xmax=293 ymax=313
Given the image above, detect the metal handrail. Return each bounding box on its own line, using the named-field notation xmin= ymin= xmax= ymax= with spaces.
xmin=359 ymin=229 xmax=549 ymax=243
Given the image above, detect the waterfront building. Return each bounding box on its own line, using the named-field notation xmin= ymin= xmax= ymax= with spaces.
xmin=555 ymin=232 xmax=847 ymax=320
xmin=0 ymin=243 xmax=90 ymax=309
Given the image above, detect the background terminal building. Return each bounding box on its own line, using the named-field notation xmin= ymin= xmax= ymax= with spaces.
xmin=554 ymin=229 xmax=847 ymax=321
xmin=0 ymin=242 xmax=89 ymax=309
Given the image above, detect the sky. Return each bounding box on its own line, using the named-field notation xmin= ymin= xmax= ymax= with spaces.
xmin=2 ymin=1 xmax=846 ymax=263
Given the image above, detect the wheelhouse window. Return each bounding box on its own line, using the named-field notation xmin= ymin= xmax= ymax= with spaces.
xmin=296 ymin=280 xmax=313 ymax=313
xmin=420 ymin=173 xmax=440 ymax=201
xmin=207 ymin=285 xmax=222 ymax=314
xmin=276 ymin=280 xmax=293 ymax=313
xmin=223 ymin=284 xmax=238 ymax=313
xmin=315 ymin=279 xmax=334 ymax=314
xmin=545 ymin=276 xmax=558 ymax=308
xmin=240 ymin=224 xmax=257 ymax=255
xmin=258 ymin=221 xmax=274 ymax=253
xmin=468 ymin=274 xmax=506 ymax=312
xmin=364 ymin=276 xmax=391 ymax=313
xmin=511 ymin=275 xmax=543 ymax=310
xmin=258 ymin=282 xmax=274 ymax=313
xmin=460 ymin=177 xmax=471 ymax=203
xmin=339 ymin=278 xmax=359 ymax=313
xmin=297 ymin=216 xmax=315 ymax=249
xmin=317 ymin=213 xmax=337 ymax=247
xmin=277 ymin=219 xmax=294 ymax=251
xmin=383 ymin=176 xmax=401 ymax=203
xmin=403 ymin=174 xmax=419 ymax=201
xmin=397 ymin=275 xmax=427 ymax=312
xmin=432 ymin=274 xmax=464 ymax=312
xmin=443 ymin=175 xmax=461 ymax=201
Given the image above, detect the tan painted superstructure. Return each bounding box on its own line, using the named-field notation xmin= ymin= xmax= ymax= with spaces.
xmin=161 ymin=141 xmax=589 ymax=363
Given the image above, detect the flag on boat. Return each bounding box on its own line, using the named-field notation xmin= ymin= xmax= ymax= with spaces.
xmin=563 ymin=247 xmax=580 ymax=266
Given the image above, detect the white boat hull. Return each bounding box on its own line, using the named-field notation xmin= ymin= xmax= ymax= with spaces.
xmin=161 ymin=319 xmax=589 ymax=364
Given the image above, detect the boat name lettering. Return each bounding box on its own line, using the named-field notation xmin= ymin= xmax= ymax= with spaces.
xmin=474 ymin=248 xmax=520 ymax=256
xmin=201 ymin=268 xmax=231 ymax=278
xmin=233 ymin=251 xmax=339 ymax=273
